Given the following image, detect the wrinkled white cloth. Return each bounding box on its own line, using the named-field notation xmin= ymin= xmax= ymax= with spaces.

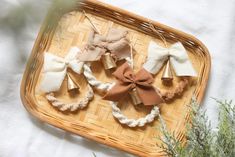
xmin=41 ymin=47 xmax=83 ymax=93
xmin=1 ymin=0 xmax=235 ymax=157
xmin=143 ymin=41 xmax=197 ymax=76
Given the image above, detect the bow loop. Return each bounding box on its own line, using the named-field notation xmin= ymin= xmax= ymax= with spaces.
xmin=106 ymin=28 xmax=128 ymax=42
xmin=40 ymin=47 xmax=84 ymax=93
xmin=168 ymin=42 xmax=188 ymax=62
xmin=112 ymin=62 xmax=134 ymax=83
xmin=135 ymin=69 xmax=155 ymax=87
xmin=147 ymin=41 xmax=169 ymax=60
xmin=103 ymin=62 xmax=163 ymax=106
xmin=143 ymin=41 xmax=197 ymax=77
xmin=43 ymin=53 xmax=66 ymax=73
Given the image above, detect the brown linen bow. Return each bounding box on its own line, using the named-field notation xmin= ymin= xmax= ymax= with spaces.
xmin=103 ymin=62 xmax=163 ymax=106
xmin=77 ymin=28 xmax=131 ymax=62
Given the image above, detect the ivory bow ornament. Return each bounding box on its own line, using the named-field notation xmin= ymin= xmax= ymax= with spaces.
xmin=103 ymin=62 xmax=163 ymax=106
xmin=77 ymin=28 xmax=131 ymax=69
xmin=143 ymin=41 xmax=197 ymax=78
xmin=40 ymin=47 xmax=84 ymax=93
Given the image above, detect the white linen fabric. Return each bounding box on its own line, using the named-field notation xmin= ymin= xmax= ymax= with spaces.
xmin=143 ymin=41 xmax=197 ymax=76
xmin=41 ymin=47 xmax=84 ymax=93
xmin=1 ymin=0 xmax=235 ymax=157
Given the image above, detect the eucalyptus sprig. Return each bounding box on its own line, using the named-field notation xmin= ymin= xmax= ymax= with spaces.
xmin=158 ymin=97 xmax=235 ymax=157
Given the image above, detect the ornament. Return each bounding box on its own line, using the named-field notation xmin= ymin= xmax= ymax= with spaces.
xmin=128 ymin=87 xmax=142 ymax=105
xmin=101 ymin=52 xmax=117 ymax=70
xmin=161 ymin=59 xmax=173 ymax=82
xmin=67 ymin=73 xmax=80 ymax=92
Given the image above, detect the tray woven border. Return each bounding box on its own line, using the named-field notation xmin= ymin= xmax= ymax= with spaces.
xmin=20 ymin=0 xmax=211 ymax=156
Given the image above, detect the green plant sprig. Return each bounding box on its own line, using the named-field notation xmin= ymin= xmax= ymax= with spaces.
xmin=158 ymin=97 xmax=235 ymax=157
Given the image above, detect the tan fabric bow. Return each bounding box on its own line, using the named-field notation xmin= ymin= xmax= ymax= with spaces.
xmin=77 ymin=28 xmax=131 ymax=61
xmin=103 ymin=62 xmax=163 ymax=106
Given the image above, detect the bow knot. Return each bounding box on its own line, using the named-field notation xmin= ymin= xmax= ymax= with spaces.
xmin=103 ymin=62 xmax=163 ymax=106
xmin=130 ymin=83 xmax=136 ymax=88
xmin=40 ymin=47 xmax=84 ymax=93
xmin=77 ymin=28 xmax=131 ymax=62
xmin=143 ymin=41 xmax=197 ymax=76
xmin=65 ymin=60 xmax=70 ymax=65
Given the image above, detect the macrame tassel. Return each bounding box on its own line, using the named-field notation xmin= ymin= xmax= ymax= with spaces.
xmin=129 ymin=87 xmax=142 ymax=105
xmin=161 ymin=59 xmax=173 ymax=82
xmin=101 ymin=53 xmax=117 ymax=70
xmin=67 ymin=73 xmax=80 ymax=92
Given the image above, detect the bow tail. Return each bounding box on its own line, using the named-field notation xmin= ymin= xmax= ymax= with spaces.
xmin=170 ymin=58 xmax=197 ymax=77
xmin=103 ymin=82 xmax=131 ymax=102
xmin=77 ymin=47 xmax=104 ymax=62
xmin=108 ymin=39 xmax=132 ymax=60
xmin=136 ymin=86 xmax=163 ymax=106
xmin=43 ymin=53 xmax=65 ymax=72
xmin=143 ymin=59 xmax=166 ymax=74
xmin=40 ymin=69 xmax=67 ymax=93
xmin=143 ymin=41 xmax=169 ymax=74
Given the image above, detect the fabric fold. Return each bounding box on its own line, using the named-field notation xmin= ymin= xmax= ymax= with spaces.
xmin=40 ymin=47 xmax=84 ymax=93
xmin=77 ymin=28 xmax=131 ymax=62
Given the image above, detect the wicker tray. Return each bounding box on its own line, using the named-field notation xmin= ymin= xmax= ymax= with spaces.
xmin=20 ymin=0 xmax=211 ymax=156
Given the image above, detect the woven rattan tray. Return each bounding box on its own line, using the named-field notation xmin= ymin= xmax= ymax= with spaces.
xmin=20 ymin=0 xmax=211 ymax=156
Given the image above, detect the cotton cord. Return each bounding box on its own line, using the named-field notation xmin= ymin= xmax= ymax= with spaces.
xmin=46 ymin=85 xmax=94 ymax=112
xmin=83 ymin=64 xmax=114 ymax=91
xmin=111 ymin=102 xmax=160 ymax=127
xmin=83 ymin=10 xmax=100 ymax=34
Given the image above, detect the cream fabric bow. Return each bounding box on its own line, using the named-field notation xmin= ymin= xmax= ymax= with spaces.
xmin=143 ymin=41 xmax=197 ymax=76
xmin=40 ymin=47 xmax=84 ymax=93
